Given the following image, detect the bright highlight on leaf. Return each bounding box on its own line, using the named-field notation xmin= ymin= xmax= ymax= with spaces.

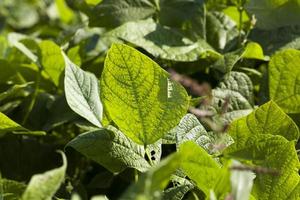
xmin=100 ymin=43 xmax=189 ymax=145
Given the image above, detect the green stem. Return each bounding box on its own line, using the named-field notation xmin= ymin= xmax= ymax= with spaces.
xmin=238 ymin=4 xmax=244 ymax=46
xmin=134 ymin=169 xmax=139 ymax=182
xmin=22 ymin=68 xmax=41 ymax=125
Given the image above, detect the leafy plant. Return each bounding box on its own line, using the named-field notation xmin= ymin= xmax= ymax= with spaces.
xmin=0 ymin=0 xmax=299 ymax=200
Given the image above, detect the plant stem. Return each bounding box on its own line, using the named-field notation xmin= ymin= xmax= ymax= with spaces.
xmin=134 ymin=169 xmax=139 ymax=182
xmin=22 ymin=68 xmax=41 ymax=125
xmin=238 ymin=1 xmax=244 ymax=46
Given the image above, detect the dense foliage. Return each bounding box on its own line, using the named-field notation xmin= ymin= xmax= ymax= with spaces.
xmin=0 ymin=0 xmax=299 ymax=199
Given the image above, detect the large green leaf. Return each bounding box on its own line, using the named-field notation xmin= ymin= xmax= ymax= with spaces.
xmin=100 ymin=43 xmax=189 ymax=144
xmin=224 ymin=101 xmax=300 ymax=200
xmin=225 ymin=134 xmax=300 ymax=200
xmin=39 ymin=40 xmax=65 ymax=87
xmin=108 ymin=19 xmax=221 ymax=62
xmin=269 ymin=49 xmax=300 ymax=113
xmin=64 ymin=53 xmax=103 ymax=127
xmin=67 ymin=126 xmax=162 ymax=173
xmin=22 ymin=152 xmax=67 ymax=200
xmin=245 ymin=0 xmax=300 ymax=30
xmin=225 ymin=101 xmax=299 ymax=142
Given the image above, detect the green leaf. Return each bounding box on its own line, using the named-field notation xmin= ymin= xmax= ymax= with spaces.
xmin=88 ymin=0 xmax=157 ymax=27
xmin=64 ymin=53 xmax=103 ymax=127
xmin=0 ymin=112 xmax=25 ymax=135
xmin=249 ymin=26 xmax=300 ymax=54
xmin=22 ymin=152 xmax=67 ymax=200
xmin=226 ymin=101 xmax=299 ymax=142
xmin=206 ymin=11 xmax=239 ymax=52
xmin=159 ymin=0 xmax=206 ymax=39
xmin=108 ymin=19 xmax=221 ymax=62
xmin=245 ymin=0 xmax=300 ymax=30
xmin=55 ymin=0 xmax=74 ymax=23
xmin=85 ymin=0 xmax=102 ymax=6
xmin=209 ymin=72 xmax=254 ymax=114
xmin=225 ymin=135 xmax=300 ymax=200
xmin=269 ymin=49 xmax=300 ymax=113
xmin=224 ymin=101 xmax=300 ymax=200
xmin=162 ymin=184 xmax=194 ymax=200
xmin=39 ymin=40 xmax=65 ymax=87
xmin=179 ymin=141 xmax=230 ymax=198
xmin=242 ymin=42 xmax=268 ymax=61
xmin=100 ymin=43 xmax=189 ymax=144
xmin=66 ymin=126 xmax=158 ymax=173
xmin=120 ymin=153 xmax=182 ymax=200
xmin=0 ymin=178 xmax=26 ymax=200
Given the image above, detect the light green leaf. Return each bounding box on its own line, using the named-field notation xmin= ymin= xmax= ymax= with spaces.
xmin=179 ymin=141 xmax=230 ymax=198
xmin=0 ymin=178 xmax=26 ymax=200
xmin=226 ymin=101 xmax=299 ymax=142
xmin=55 ymin=0 xmax=74 ymax=23
xmin=269 ymin=49 xmax=300 ymax=113
xmin=100 ymin=43 xmax=189 ymax=144
xmin=22 ymin=152 xmax=67 ymax=200
xmin=108 ymin=19 xmax=221 ymax=62
xmin=120 ymin=153 xmax=182 ymax=200
xmin=39 ymin=40 xmax=65 ymax=86
xmin=64 ymin=53 xmax=103 ymax=127
xmin=245 ymin=0 xmax=300 ymax=30
xmin=0 ymin=112 xmax=24 ymax=135
xmin=67 ymin=126 xmax=156 ymax=173
xmin=0 ymin=112 xmax=45 ymax=136
xmin=242 ymin=42 xmax=268 ymax=61
xmin=85 ymin=0 xmax=102 ymax=6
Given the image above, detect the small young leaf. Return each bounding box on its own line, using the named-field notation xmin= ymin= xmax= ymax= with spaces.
xmin=100 ymin=43 xmax=189 ymax=144
xmin=64 ymin=53 xmax=103 ymax=127
xmin=39 ymin=40 xmax=65 ymax=87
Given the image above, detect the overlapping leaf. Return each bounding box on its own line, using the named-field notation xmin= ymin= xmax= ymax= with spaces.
xmin=269 ymin=49 xmax=300 ymax=113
